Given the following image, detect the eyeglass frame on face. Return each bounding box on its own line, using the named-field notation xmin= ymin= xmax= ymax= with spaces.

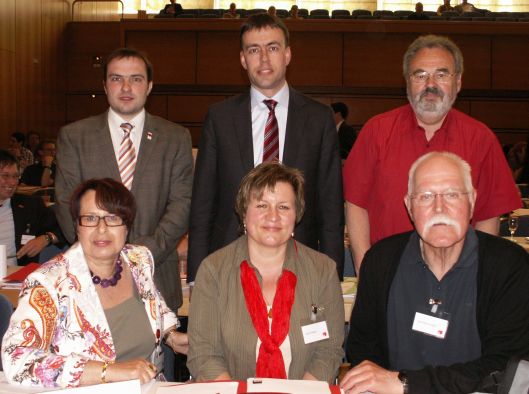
xmin=409 ymin=190 xmax=470 ymax=206
xmin=409 ymin=70 xmax=456 ymax=84
xmin=0 ymin=172 xmax=20 ymax=182
xmin=78 ymin=215 xmax=125 ymax=227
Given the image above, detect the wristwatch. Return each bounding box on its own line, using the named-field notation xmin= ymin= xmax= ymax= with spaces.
xmin=43 ymin=233 xmax=52 ymax=246
xmin=398 ymin=371 xmax=409 ymax=394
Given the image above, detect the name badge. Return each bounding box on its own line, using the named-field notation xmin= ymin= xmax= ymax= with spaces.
xmin=412 ymin=312 xmax=449 ymax=339
xmin=21 ymin=234 xmax=35 ymax=245
xmin=302 ymin=321 xmax=330 ymax=344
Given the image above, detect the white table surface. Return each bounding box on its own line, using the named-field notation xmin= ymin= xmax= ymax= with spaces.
xmin=0 ymin=373 xmax=177 ymax=394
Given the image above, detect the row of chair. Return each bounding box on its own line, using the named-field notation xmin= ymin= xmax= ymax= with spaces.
xmin=156 ymin=9 xmax=529 ymax=21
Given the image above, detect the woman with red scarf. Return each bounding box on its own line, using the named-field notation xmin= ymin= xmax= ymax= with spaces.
xmin=187 ymin=162 xmax=344 ymax=382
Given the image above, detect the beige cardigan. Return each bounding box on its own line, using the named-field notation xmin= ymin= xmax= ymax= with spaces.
xmin=187 ymin=236 xmax=344 ymax=382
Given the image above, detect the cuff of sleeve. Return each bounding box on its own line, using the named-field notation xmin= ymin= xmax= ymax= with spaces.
xmin=406 ymin=369 xmax=430 ymax=394
xmin=56 ymin=355 xmax=90 ymax=388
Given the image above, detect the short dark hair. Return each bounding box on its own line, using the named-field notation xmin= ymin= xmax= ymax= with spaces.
xmin=240 ymin=14 xmax=290 ymax=48
xmin=36 ymin=139 xmax=55 ymax=151
xmin=0 ymin=150 xmax=18 ymax=171
xmin=103 ymin=48 xmax=153 ymax=82
xmin=331 ymin=102 xmax=349 ymax=119
xmin=70 ymin=178 xmax=137 ymax=231
xmin=235 ymin=162 xmax=305 ymax=224
xmin=11 ymin=132 xmax=25 ymax=144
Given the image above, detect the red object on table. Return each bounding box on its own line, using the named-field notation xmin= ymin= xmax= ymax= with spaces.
xmin=3 ymin=262 xmax=40 ymax=282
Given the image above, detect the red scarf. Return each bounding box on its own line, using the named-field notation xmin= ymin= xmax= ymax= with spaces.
xmin=240 ymin=260 xmax=297 ymax=379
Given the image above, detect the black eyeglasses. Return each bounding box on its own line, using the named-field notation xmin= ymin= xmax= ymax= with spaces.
xmin=78 ymin=215 xmax=124 ymax=227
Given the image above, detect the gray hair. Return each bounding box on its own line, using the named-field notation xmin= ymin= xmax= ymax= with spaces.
xmin=407 ymin=151 xmax=474 ymax=196
xmin=403 ymin=35 xmax=464 ymax=79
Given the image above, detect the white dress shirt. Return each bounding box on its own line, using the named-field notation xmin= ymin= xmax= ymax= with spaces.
xmin=0 ymin=199 xmax=17 ymax=266
xmin=250 ymin=83 xmax=289 ymax=166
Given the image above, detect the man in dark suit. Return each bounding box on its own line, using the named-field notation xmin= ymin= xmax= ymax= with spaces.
xmin=188 ymin=14 xmax=344 ymax=284
xmin=331 ymin=102 xmax=357 ymax=160
xmin=0 ymin=150 xmax=62 ymax=267
xmin=55 ymin=48 xmax=193 ymax=313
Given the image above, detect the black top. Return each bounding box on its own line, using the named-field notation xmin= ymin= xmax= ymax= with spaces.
xmin=21 ymin=162 xmax=56 ymax=186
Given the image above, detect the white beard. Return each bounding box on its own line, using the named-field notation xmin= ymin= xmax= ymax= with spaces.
xmin=408 ymin=85 xmax=455 ymax=122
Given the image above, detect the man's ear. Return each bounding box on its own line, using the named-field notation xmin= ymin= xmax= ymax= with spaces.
xmin=240 ymin=51 xmax=248 ymax=70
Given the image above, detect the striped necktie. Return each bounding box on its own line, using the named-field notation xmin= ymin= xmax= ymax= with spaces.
xmin=118 ymin=122 xmax=136 ymax=190
xmin=263 ymin=99 xmax=279 ymax=162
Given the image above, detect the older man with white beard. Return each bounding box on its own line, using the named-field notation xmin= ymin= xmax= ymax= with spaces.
xmin=340 ymin=151 xmax=529 ymax=394
xmin=342 ymin=35 xmax=520 ymax=275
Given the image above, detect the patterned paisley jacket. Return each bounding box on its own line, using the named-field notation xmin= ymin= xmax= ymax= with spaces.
xmin=1 ymin=243 xmax=179 ymax=388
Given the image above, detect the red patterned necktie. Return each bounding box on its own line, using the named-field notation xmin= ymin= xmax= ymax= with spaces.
xmin=118 ymin=122 xmax=136 ymax=190
xmin=263 ymin=99 xmax=279 ymax=162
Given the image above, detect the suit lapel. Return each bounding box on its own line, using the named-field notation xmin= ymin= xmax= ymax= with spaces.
xmin=94 ymin=112 xmax=121 ymax=180
xmin=11 ymin=195 xmax=26 ymax=247
xmin=132 ymin=112 xmax=157 ymax=192
xmin=283 ymin=88 xmax=307 ymax=166
xmin=235 ymin=93 xmax=254 ymax=172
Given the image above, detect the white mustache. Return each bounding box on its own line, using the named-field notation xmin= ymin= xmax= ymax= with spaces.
xmin=423 ymin=214 xmax=461 ymax=235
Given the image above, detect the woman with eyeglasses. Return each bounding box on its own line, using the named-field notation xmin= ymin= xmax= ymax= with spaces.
xmin=1 ymin=178 xmax=187 ymax=388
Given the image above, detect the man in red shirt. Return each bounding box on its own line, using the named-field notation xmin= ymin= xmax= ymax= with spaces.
xmin=343 ymin=34 xmax=521 ymax=274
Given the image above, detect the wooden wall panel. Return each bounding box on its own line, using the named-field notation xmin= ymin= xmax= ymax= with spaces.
xmin=145 ymin=95 xmax=168 ymax=119
xmin=0 ymin=0 xmax=16 ymax=148
xmin=470 ymin=101 xmax=529 ymax=129
xmin=66 ymin=94 xmax=108 ymax=122
xmin=15 ymin=0 xmax=43 ymax=135
xmin=449 ymin=35 xmax=491 ymax=90
xmin=0 ymin=51 xmax=16 ymax=147
xmin=66 ymin=23 xmax=120 ymax=92
xmin=41 ymin=0 xmax=71 ymax=136
xmin=168 ymin=95 xmax=227 ymax=123
xmin=343 ymin=33 xmax=412 ymax=88
xmin=125 ymin=31 xmax=197 ymax=85
xmin=0 ymin=0 xmax=72 ymax=144
xmin=288 ymin=32 xmax=342 ymax=87
xmin=196 ymin=32 xmax=247 ymax=85
xmin=186 ymin=125 xmax=202 ymax=147
xmin=491 ymin=36 xmax=529 ymax=91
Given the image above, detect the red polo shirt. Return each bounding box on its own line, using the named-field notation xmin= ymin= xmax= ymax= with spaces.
xmin=343 ymin=104 xmax=521 ymax=244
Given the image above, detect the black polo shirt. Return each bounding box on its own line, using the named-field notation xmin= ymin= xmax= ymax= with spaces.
xmin=387 ymin=229 xmax=481 ymax=370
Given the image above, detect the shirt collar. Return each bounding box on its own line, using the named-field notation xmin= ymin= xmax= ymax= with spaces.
xmin=108 ymin=107 xmax=146 ymax=135
xmin=236 ymin=234 xmax=298 ymax=275
xmin=250 ymin=82 xmax=289 ymax=112
xmin=410 ymin=104 xmax=454 ymax=135
xmin=405 ymin=227 xmax=478 ymax=270
xmin=0 ymin=198 xmax=11 ymax=210
xmin=336 ymin=120 xmax=344 ymax=131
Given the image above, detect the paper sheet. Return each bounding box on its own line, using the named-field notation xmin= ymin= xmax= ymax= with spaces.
xmin=42 ymin=379 xmax=141 ymax=394
xmin=155 ymin=381 xmax=238 ymax=394
xmin=246 ymin=378 xmax=332 ymax=393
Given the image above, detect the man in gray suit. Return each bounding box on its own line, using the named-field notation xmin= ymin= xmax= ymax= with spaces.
xmin=188 ymin=14 xmax=344 ymax=284
xmin=55 ymin=48 xmax=193 ymax=313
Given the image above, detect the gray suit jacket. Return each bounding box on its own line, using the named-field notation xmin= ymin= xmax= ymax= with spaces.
xmin=188 ymin=87 xmax=344 ymax=282
xmin=55 ymin=111 xmax=193 ymax=310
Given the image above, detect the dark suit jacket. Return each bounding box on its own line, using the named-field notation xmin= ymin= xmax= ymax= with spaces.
xmin=162 ymin=3 xmax=183 ymax=16
xmin=55 ymin=111 xmax=193 ymax=311
xmin=338 ymin=122 xmax=357 ymax=160
xmin=11 ymin=194 xmax=63 ymax=266
xmin=188 ymin=87 xmax=344 ymax=282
